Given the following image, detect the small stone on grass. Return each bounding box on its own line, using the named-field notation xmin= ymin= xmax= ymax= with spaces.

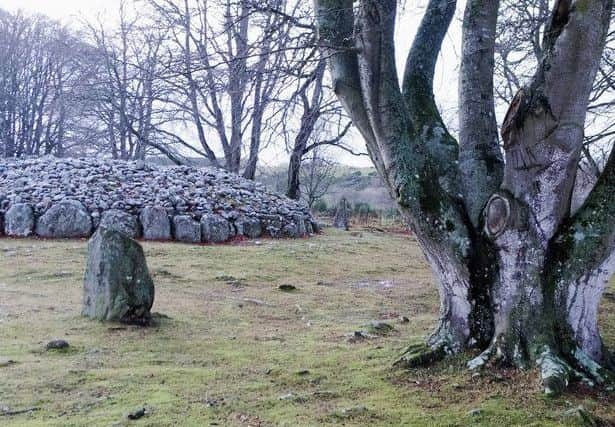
xmin=467 ymin=408 xmax=482 ymax=417
xmin=365 ymin=320 xmax=394 ymax=335
xmin=127 ymin=407 xmax=146 ymax=420
xmin=334 ymin=405 xmax=368 ymax=418
xmin=46 ymin=340 xmax=69 ymax=351
xmin=0 ymin=358 xmax=15 ymax=367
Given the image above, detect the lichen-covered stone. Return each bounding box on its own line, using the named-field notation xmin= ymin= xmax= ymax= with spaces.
xmin=173 ymin=215 xmax=201 ymax=243
xmin=261 ymin=215 xmax=283 ymax=238
xmin=140 ymin=206 xmax=171 ymax=240
xmin=35 ymin=200 xmax=92 ymax=238
xmin=283 ymin=223 xmax=300 ymax=238
xmin=4 ymin=203 xmax=35 ymax=237
xmin=294 ymin=215 xmax=307 ymax=236
xmin=235 ymin=216 xmax=262 ymax=238
xmin=82 ymin=227 xmax=154 ymax=324
xmin=201 ymin=214 xmax=231 ymax=243
xmin=100 ymin=209 xmax=139 ymax=238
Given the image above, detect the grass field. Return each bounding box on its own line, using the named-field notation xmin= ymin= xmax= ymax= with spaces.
xmin=0 ymin=229 xmax=613 ymax=426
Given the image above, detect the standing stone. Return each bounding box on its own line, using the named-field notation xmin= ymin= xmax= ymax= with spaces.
xmin=82 ymin=227 xmax=154 ymax=324
xmin=235 ymin=216 xmax=262 ymax=238
xmin=100 ymin=209 xmax=139 ymax=238
xmin=261 ymin=215 xmax=283 ymax=238
xmin=305 ymin=220 xmax=314 ymax=235
xmin=140 ymin=206 xmax=171 ymax=240
xmin=333 ymin=198 xmax=350 ymax=230
xmin=36 ymin=200 xmax=92 ymax=238
xmin=201 ymin=214 xmax=231 ymax=243
xmin=173 ymin=215 xmax=201 ymax=243
xmin=294 ymin=215 xmax=307 ymax=236
xmin=4 ymin=203 xmax=35 ymax=237
xmin=283 ymin=223 xmax=300 ymax=238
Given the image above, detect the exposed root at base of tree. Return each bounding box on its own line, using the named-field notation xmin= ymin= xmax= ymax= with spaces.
xmin=467 ymin=344 xmax=614 ymax=396
xmin=393 ymin=343 xmax=447 ymax=369
xmin=394 ymin=341 xmax=614 ymax=397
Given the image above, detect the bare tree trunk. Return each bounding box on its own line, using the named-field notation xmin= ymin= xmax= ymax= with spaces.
xmin=286 ymin=149 xmax=303 ymax=200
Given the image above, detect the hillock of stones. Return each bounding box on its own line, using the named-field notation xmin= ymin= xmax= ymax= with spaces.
xmin=0 ymin=157 xmax=318 ymax=243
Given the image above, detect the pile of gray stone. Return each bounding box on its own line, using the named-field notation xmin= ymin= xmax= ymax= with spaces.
xmin=0 ymin=156 xmax=318 ymax=243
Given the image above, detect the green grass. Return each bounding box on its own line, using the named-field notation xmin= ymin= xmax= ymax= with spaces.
xmin=0 ymin=230 xmax=613 ymax=426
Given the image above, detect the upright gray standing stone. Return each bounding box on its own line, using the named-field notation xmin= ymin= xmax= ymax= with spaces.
xmin=294 ymin=215 xmax=307 ymax=237
xmin=140 ymin=206 xmax=171 ymax=240
xmin=235 ymin=216 xmax=262 ymax=238
xmin=36 ymin=200 xmax=92 ymax=238
xmin=333 ymin=198 xmax=350 ymax=230
xmin=173 ymin=215 xmax=201 ymax=243
xmin=201 ymin=214 xmax=231 ymax=243
xmin=261 ymin=215 xmax=283 ymax=238
xmin=82 ymin=227 xmax=155 ymax=325
xmin=100 ymin=209 xmax=139 ymax=238
xmin=5 ymin=203 xmax=35 ymax=237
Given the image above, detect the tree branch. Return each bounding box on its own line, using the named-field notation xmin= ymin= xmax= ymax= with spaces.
xmin=402 ymin=0 xmax=456 ymax=128
xmin=312 ymin=0 xmax=383 ymax=173
xmin=458 ymin=0 xmax=504 ymax=227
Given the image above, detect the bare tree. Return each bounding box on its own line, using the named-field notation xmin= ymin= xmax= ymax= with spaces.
xmin=81 ymin=1 xmax=175 ymax=161
xmin=282 ymin=58 xmax=353 ymax=200
xmin=314 ymin=0 xmax=614 ymax=395
xmin=0 ymin=10 xmax=77 ymax=158
xmin=145 ymin=0 xmax=298 ymax=174
xmin=299 ymin=146 xmax=337 ymax=208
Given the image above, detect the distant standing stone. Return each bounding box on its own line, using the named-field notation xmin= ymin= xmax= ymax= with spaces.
xmin=173 ymin=215 xmax=201 ymax=243
xmin=4 ymin=203 xmax=35 ymax=237
xmin=201 ymin=214 xmax=231 ymax=243
xmin=82 ymin=227 xmax=155 ymax=325
xmin=333 ymin=198 xmax=350 ymax=230
xmin=36 ymin=200 xmax=92 ymax=238
xmin=294 ymin=215 xmax=307 ymax=236
xmin=99 ymin=209 xmax=139 ymax=238
xmin=140 ymin=206 xmax=171 ymax=240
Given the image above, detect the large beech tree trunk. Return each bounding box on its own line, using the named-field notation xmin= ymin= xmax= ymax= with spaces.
xmin=314 ymin=0 xmax=614 ymax=395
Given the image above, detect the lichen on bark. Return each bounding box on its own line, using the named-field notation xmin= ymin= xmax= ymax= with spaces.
xmin=314 ymin=0 xmax=615 ymax=395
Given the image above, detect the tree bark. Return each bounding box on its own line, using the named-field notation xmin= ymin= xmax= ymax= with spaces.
xmin=314 ymin=0 xmax=614 ymax=395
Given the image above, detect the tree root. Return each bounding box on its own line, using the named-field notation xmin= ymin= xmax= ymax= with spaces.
xmin=393 ymin=343 xmax=446 ymax=369
xmin=395 ymin=336 xmax=614 ymax=396
xmin=468 ymin=343 xmax=614 ymax=396
xmin=570 ymin=348 xmax=614 ymax=390
xmin=536 ymin=348 xmax=572 ymax=397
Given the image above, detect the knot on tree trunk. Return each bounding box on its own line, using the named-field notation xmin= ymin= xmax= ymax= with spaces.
xmin=483 ymin=192 xmax=530 ymax=241
xmin=484 ymin=194 xmax=510 ymax=237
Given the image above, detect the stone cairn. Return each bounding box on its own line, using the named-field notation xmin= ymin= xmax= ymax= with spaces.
xmin=0 ymin=157 xmax=319 ymax=243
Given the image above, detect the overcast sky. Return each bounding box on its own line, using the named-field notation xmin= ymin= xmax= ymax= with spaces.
xmin=0 ymin=0 xmax=466 ymax=168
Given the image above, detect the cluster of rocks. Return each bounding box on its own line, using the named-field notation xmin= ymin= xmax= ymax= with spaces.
xmin=0 ymin=156 xmax=318 ymax=243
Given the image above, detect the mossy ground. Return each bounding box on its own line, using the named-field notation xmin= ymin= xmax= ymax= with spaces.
xmin=0 ymin=229 xmax=613 ymax=426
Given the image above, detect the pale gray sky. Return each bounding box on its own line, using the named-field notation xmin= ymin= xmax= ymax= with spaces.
xmin=0 ymin=0 xmax=466 ymax=168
